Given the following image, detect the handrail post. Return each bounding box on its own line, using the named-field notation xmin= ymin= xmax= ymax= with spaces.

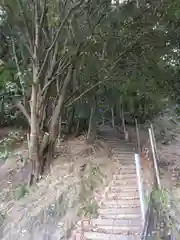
xmin=135 ymin=118 xmax=141 ymax=154
xmin=135 ymin=153 xmax=145 ymax=224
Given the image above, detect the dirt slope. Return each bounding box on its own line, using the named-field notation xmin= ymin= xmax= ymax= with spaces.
xmin=0 ymin=134 xmax=112 ymax=240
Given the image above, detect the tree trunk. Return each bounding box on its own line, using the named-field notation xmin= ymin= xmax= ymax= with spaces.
xmin=28 ymin=65 xmax=73 ymax=184
xmin=49 ymin=65 xmax=73 ymax=137
xmin=29 ymin=84 xmax=41 ymax=184
xmin=87 ymin=100 xmax=96 ymax=144
xmin=75 ymin=119 xmax=80 ymax=137
xmin=67 ymin=107 xmax=75 ymax=134
xmin=40 ymin=65 xmax=73 ymax=169
xmin=111 ymin=107 xmax=115 ymax=128
xmin=87 ymin=106 xmax=94 ymax=141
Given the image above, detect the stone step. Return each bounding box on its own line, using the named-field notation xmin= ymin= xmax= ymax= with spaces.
xmin=116 ymin=164 xmax=136 ymax=168
xmin=113 ymin=174 xmax=137 ymax=180
xmin=113 ymin=159 xmax=134 ymax=162
xmin=112 ymin=181 xmax=137 ymax=187
xmin=98 ymin=207 xmax=141 ymax=215
xmin=113 ymin=162 xmax=135 ymax=166
xmin=110 ymin=187 xmax=138 ymax=193
xmin=113 ymin=170 xmax=137 ymax=175
xmin=118 ymin=164 xmax=136 ymax=168
xmin=111 ymin=184 xmax=138 ymax=191
xmin=112 ymin=149 xmax=135 ymax=152
xmin=84 ymin=224 xmax=141 ymax=235
xmin=114 ymin=172 xmax=137 ymax=177
xmin=112 ymin=156 xmax=134 ymax=160
xmin=112 ymin=152 xmax=134 ymax=155
xmin=111 ymin=147 xmax=135 ymax=151
xmin=114 ymin=163 xmax=134 ymax=167
xmin=101 ymin=204 xmax=140 ymax=209
xmin=98 ymin=213 xmax=141 ymax=220
xmin=111 ymin=146 xmax=135 ymax=150
xmin=111 ymin=146 xmax=133 ymax=149
xmin=107 ymin=192 xmax=139 ymax=200
xmin=112 ymin=180 xmax=137 ymax=185
xmin=90 ymin=218 xmax=141 ymax=227
xmin=109 ymin=141 xmax=132 ymax=144
xmin=112 ymin=170 xmax=136 ymax=175
xmin=84 ymin=232 xmax=140 ymax=240
xmin=113 ymin=159 xmax=134 ymax=163
xmin=113 ymin=171 xmax=136 ymax=176
xmin=101 ymin=199 xmax=140 ymax=208
xmin=113 ymin=178 xmax=137 ymax=184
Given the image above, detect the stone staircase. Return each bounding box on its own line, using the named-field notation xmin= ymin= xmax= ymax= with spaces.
xmin=78 ymin=126 xmax=143 ymax=240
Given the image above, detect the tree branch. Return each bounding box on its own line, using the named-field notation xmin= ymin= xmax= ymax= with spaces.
xmin=49 ymin=64 xmax=73 ymax=135
xmin=40 ymin=59 xmax=70 ymax=96
xmin=16 ymin=0 xmax=33 ymax=52
xmin=12 ymin=39 xmax=24 ymax=85
xmin=16 ymin=101 xmax=31 ymax=125
xmin=67 ymin=79 xmax=108 ymax=107
xmin=40 ymin=0 xmax=47 ymax=28
xmin=37 ymin=0 xmax=84 ymax=80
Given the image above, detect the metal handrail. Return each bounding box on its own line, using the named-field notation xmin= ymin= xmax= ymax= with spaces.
xmin=134 ymin=119 xmax=146 ymax=225
xmin=140 ymin=124 xmax=177 ymax=239
xmin=135 ymin=153 xmax=145 ymax=224
xmin=141 ymin=125 xmax=162 ymax=239
xmin=134 ymin=120 xmax=162 ymax=239
xmin=141 ymin=190 xmax=155 ymax=239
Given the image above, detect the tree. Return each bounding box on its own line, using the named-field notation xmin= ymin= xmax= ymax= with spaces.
xmin=0 ymin=0 xmax=178 ymax=183
xmin=0 ymin=0 xmax=113 ymax=183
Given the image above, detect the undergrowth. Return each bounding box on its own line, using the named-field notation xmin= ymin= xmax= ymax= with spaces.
xmin=15 ymin=184 xmax=29 ymax=200
xmin=149 ymin=187 xmax=180 ymax=238
xmin=79 ymin=163 xmax=107 ymax=218
xmin=0 ymin=149 xmax=9 ymax=161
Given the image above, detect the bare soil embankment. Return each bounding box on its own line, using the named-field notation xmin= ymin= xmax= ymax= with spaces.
xmin=0 ymin=130 xmax=112 ymax=240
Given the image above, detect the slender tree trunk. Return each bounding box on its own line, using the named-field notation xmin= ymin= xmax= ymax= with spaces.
xmin=87 ymin=98 xmax=96 ymax=144
xmin=111 ymin=107 xmax=115 ymax=128
xmin=67 ymin=107 xmax=75 ymax=134
xmin=40 ymin=65 xmax=73 ymax=168
xmin=49 ymin=65 xmax=73 ymax=137
xmin=75 ymin=119 xmax=80 ymax=137
xmin=29 ymin=84 xmax=41 ymax=184
xmin=87 ymin=106 xmax=94 ymax=141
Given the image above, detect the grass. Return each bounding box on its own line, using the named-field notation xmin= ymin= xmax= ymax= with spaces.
xmin=15 ymin=184 xmax=29 ymax=200
xmin=79 ymin=199 xmax=98 ymax=218
xmin=78 ymin=163 xmax=107 ymax=218
xmin=148 ymin=187 xmax=180 ymax=238
xmin=0 ymin=130 xmax=25 ymax=161
xmin=0 ymin=149 xmax=9 ymax=161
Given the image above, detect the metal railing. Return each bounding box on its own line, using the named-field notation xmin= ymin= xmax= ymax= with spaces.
xmin=135 ymin=153 xmax=145 ymax=224
xmin=134 ymin=120 xmax=172 ymax=239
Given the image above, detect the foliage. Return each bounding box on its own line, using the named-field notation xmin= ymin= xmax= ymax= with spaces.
xmin=15 ymin=184 xmax=29 ymax=200
xmin=150 ymin=187 xmax=180 ymax=238
xmin=0 ymin=148 xmax=9 ymax=161
xmin=80 ymin=199 xmax=98 ymax=218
